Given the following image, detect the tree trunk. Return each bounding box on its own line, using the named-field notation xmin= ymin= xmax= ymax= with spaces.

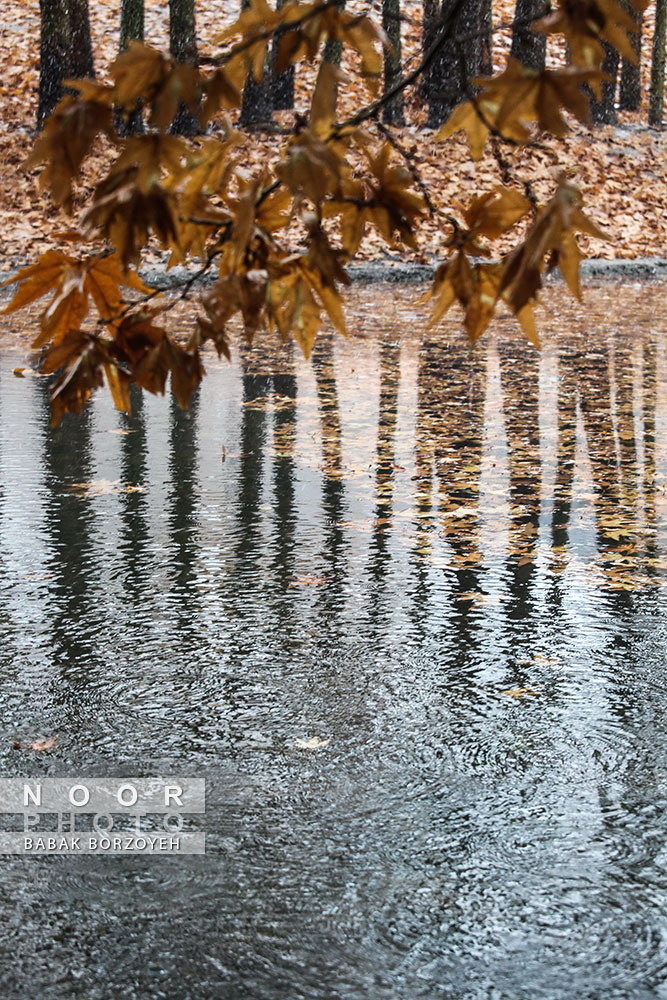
xmin=239 ymin=0 xmax=273 ymax=127
xmin=323 ymin=0 xmax=345 ymax=66
xmin=420 ymin=0 xmax=439 ymax=98
xmin=272 ymin=0 xmax=295 ymax=110
xmin=589 ymin=43 xmax=618 ymax=124
xmin=382 ymin=0 xmax=404 ymax=124
xmin=117 ymin=0 xmax=145 ymax=135
xmin=480 ymin=0 xmax=492 ymax=75
xmin=650 ymin=0 xmax=667 ymax=127
xmin=120 ymin=0 xmax=144 ymax=50
xmin=38 ymin=0 xmax=70 ymax=127
xmin=426 ymin=0 xmax=483 ymax=129
xmin=169 ymin=0 xmax=200 ymax=135
xmin=510 ymin=0 xmax=546 ymax=71
xmin=619 ymin=1 xmax=642 ymax=110
xmin=69 ymin=0 xmax=95 ymax=79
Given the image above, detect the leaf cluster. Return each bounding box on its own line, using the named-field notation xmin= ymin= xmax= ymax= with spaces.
xmin=6 ymin=0 xmax=645 ymax=421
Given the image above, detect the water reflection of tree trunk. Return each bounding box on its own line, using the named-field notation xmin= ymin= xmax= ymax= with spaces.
xmin=312 ymin=332 xmax=347 ymax=586
xmin=369 ymin=337 xmax=401 ymax=578
xmin=39 ymin=380 xmax=98 ymax=708
xmin=551 ymin=330 xmax=659 ymax=593
xmin=271 ymin=343 xmax=297 ymax=593
xmin=235 ymin=349 xmax=271 ymax=584
xmin=168 ymin=391 xmax=201 ymax=633
xmin=361 ymin=335 xmax=402 ymax=642
xmin=498 ymin=336 xmax=541 ymax=618
xmin=119 ymin=385 xmax=151 ymax=604
xmin=414 ymin=331 xmax=486 ymax=614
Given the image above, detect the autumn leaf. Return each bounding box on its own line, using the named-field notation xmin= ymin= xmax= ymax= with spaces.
xmin=499 ymin=178 xmax=609 ymax=316
xmin=310 ymin=62 xmax=348 ymax=136
xmin=535 ymin=0 xmax=642 ymax=70
xmin=295 ymin=736 xmax=330 ymax=749
xmin=501 ymin=687 xmax=540 ymax=699
xmin=1 ymin=250 xmax=76 ymax=315
xmin=15 ymin=736 xmax=58 ymax=751
xmin=81 ymin=170 xmax=180 ymax=266
xmin=24 ymin=90 xmax=114 ymax=211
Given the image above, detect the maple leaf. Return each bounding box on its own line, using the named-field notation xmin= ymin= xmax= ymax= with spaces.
xmin=310 ymin=62 xmax=348 ymax=136
xmin=437 ymin=59 xmax=606 ymax=155
xmin=1 ymin=250 xmax=77 ymax=315
xmin=111 ymin=43 xmax=201 ymax=131
xmin=112 ymin=42 xmax=171 ymax=106
xmin=23 ymin=92 xmax=115 ymax=212
xmin=339 ymin=11 xmax=388 ymax=95
xmin=277 ymin=131 xmax=346 ymax=205
xmin=83 ymin=254 xmax=150 ymax=320
xmin=49 ymin=340 xmax=108 ymax=426
xmin=81 ymin=169 xmax=180 ymax=267
xmin=534 ymin=0 xmax=641 ymax=71
xmin=426 ymin=253 xmax=501 ymax=342
xmin=436 ymin=92 xmax=530 ymax=159
xmin=201 ymin=69 xmax=242 ymax=125
xmin=216 ymin=0 xmax=281 ymax=81
xmin=499 ymin=178 xmax=609 ymax=316
xmin=464 ymin=186 xmax=532 ymax=241
xmin=2 ymin=250 xmax=149 ymax=353
xmin=364 ymin=144 xmax=425 ymax=249
xmin=111 ymin=135 xmax=190 ymax=191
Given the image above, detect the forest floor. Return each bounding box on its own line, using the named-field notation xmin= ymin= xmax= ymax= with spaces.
xmin=0 ymin=0 xmax=666 ymax=275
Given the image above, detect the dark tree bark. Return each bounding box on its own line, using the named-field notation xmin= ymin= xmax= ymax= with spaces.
xmin=589 ymin=43 xmax=619 ymax=124
xmin=240 ymin=59 xmax=274 ymax=126
xmin=69 ymin=0 xmax=96 ymax=79
xmin=420 ymin=0 xmax=439 ymax=98
xmin=650 ymin=0 xmax=667 ymax=127
xmin=323 ymin=0 xmax=345 ymax=66
xmin=382 ymin=0 xmax=405 ymax=124
xmin=117 ymin=0 xmax=145 ymax=135
xmin=479 ymin=0 xmax=492 ymax=75
xmin=120 ymin=0 xmax=145 ymax=50
xmin=272 ymin=0 xmax=295 ymax=110
xmin=619 ymin=1 xmax=642 ymax=110
xmin=38 ymin=0 xmax=72 ymax=127
xmin=425 ymin=0 xmax=483 ymax=129
xmin=169 ymin=0 xmax=200 ymax=136
xmin=239 ymin=0 xmax=273 ymax=127
xmin=510 ymin=0 xmax=546 ymax=71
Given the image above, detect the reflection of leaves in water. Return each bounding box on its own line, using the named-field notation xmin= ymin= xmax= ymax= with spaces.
xmin=502 ymin=687 xmax=541 ymax=700
xmin=224 ymin=285 xmax=665 ymax=599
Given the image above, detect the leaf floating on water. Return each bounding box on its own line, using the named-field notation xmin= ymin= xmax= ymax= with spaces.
xmin=501 ymin=687 xmax=541 ymax=699
xmin=30 ymin=736 xmax=57 ymax=751
xmin=289 ymin=575 xmax=330 ymax=588
xmin=68 ymin=479 xmax=144 ymax=497
xmin=520 ymin=654 xmax=559 ymax=666
xmin=13 ymin=736 xmax=57 ymax=751
xmin=295 ymin=736 xmax=330 ymax=749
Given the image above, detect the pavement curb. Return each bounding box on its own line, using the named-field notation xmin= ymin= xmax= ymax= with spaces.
xmin=136 ymin=256 xmax=667 ymax=289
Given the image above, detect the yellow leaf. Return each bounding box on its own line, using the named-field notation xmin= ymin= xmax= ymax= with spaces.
xmin=295 ymin=736 xmax=330 ymax=749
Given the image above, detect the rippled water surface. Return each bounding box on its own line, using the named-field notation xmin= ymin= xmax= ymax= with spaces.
xmin=1 ymin=282 xmax=667 ymax=999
